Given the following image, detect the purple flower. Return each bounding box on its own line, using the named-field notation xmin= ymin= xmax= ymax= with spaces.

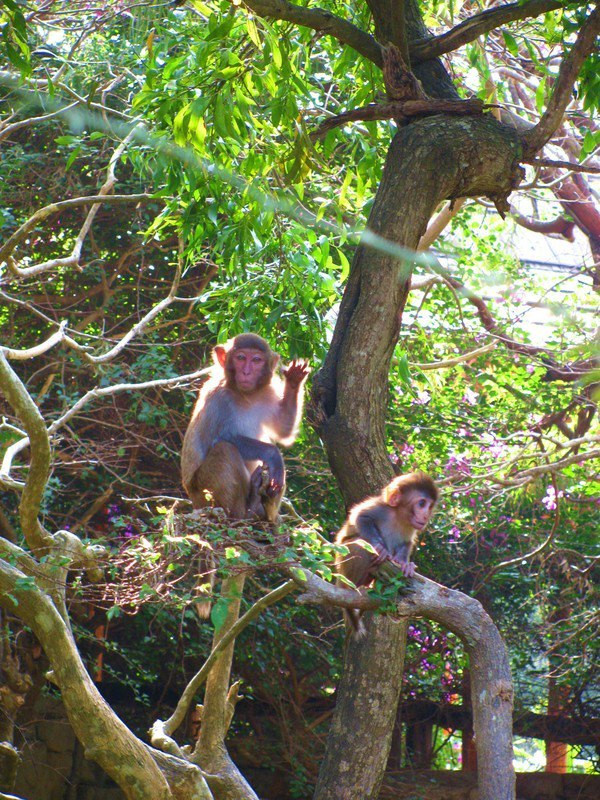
xmin=448 ymin=526 xmax=461 ymax=543
xmin=542 ymin=486 xmax=563 ymax=511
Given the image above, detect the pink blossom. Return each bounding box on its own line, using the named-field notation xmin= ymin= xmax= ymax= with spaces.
xmin=542 ymin=486 xmax=563 ymax=511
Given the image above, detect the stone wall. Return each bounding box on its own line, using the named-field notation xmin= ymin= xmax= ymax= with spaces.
xmin=14 ymin=696 xmax=123 ymax=800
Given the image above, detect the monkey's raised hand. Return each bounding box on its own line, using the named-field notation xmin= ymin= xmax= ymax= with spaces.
xmin=283 ymin=359 xmax=310 ymax=389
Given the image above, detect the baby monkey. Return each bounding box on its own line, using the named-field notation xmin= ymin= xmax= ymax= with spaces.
xmin=335 ymin=472 xmax=438 ymax=637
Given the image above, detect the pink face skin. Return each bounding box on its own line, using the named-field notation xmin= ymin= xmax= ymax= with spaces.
xmin=231 ymin=348 xmax=268 ymax=393
xmin=388 ymin=489 xmax=436 ymax=532
xmin=410 ymin=493 xmax=436 ymax=531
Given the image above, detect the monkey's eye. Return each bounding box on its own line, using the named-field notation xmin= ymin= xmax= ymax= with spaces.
xmin=416 ymin=498 xmax=428 ymax=509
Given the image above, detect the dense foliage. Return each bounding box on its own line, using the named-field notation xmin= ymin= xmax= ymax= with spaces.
xmin=0 ymin=0 xmax=598 ymax=795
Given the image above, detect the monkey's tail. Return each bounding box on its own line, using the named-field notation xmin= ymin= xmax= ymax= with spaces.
xmin=344 ymin=609 xmax=367 ymax=640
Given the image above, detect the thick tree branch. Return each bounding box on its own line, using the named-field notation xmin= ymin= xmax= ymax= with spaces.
xmin=0 ymin=561 xmax=174 ymax=800
xmin=313 ymin=97 xmax=485 ymax=138
xmin=510 ymin=208 xmax=575 ymax=240
xmin=522 ymin=4 xmax=600 ymax=155
xmin=0 ymin=353 xmax=52 ymax=554
xmin=236 ymin=0 xmax=382 ymax=65
xmin=410 ymin=0 xmax=568 ymax=64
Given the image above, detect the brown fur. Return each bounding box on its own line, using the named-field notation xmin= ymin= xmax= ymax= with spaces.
xmin=335 ymin=472 xmax=438 ymax=637
xmin=182 ymin=335 xmax=309 ymax=616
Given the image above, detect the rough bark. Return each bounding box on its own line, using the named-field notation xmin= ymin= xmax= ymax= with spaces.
xmin=0 ymin=566 xmax=174 ymax=799
xmin=304 ymin=567 xmax=516 ymax=800
xmin=395 ymin=577 xmax=515 ymax=800
xmin=314 ymin=614 xmax=407 ymax=800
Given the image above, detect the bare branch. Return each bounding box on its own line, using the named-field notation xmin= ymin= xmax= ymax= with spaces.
xmin=313 ymin=97 xmax=485 ymax=138
xmin=157 ymin=580 xmax=295 ymax=739
xmin=0 ymin=322 xmax=85 ymax=361
xmin=0 ymin=101 xmax=80 ymax=143
xmin=525 ymin=156 xmax=600 ymax=175
xmin=523 ymin=5 xmax=600 ymax=155
xmin=48 ymin=367 xmax=211 ymax=437
xmin=410 ymin=0 xmax=569 ymax=65
xmin=417 ymin=198 xmax=466 ymax=251
xmin=428 ymin=259 xmax=598 ymax=381
xmin=510 ymin=208 xmax=575 ymax=240
xmin=88 ymin=239 xmax=183 ymax=364
xmin=410 ymin=342 xmax=496 ymax=370
xmin=0 ymin=194 xmax=154 ymax=278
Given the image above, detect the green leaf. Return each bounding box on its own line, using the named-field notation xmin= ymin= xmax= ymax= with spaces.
xmin=502 ymin=31 xmax=519 ymax=57
xmin=245 ymin=16 xmax=261 ymax=49
xmin=580 ymin=130 xmax=597 ymax=159
xmin=396 ymin=352 xmax=412 ymax=387
xmin=535 ymin=76 xmax=546 ymax=113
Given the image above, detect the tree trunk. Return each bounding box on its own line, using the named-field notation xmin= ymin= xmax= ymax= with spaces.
xmin=314 ymin=614 xmax=408 ymax=800
xmin=312 ymin=113 xmax=522 ymax=505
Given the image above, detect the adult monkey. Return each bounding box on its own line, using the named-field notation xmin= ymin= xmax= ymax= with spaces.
xmin=181 ymin=333 xmax=310 ymax=522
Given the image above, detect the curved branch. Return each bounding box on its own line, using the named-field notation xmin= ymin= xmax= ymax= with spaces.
xmin=410 ymin=0 xmax=567 ymax=64
xmin=510 ymin=208 xmax=575 ymax=240
xmin=522 ymin=4 xmax=600 ymax=155
xmin=0 ymin=353 xmax=52 ymax=554
xmin=237 ymin=0 xmax=382 ymax=65
xmin=305 ymin=565 xmax=515 ymax=800
xmin=0 ymin=560 xmax=172 ymax=800
xmin=0 ymin=193 xmax=154 ymax=278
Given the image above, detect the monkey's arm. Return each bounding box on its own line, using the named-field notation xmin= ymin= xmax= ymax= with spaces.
xmin=222 ymin=434 xmax=285 ymax=493
xmin=274 ymin=361 xmax=310 ymax=443
xmin=390 ymin=538 xmax=417 ymax=577
xmin=353 ymin=510 xmax=391 ymax=562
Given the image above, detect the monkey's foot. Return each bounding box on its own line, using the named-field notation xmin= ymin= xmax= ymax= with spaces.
xmin=247 ymin=466 xmax=269 ymax=517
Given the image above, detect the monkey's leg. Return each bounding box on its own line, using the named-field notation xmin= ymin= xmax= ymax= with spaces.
xmin=258 ymin=447 xmax=285 ymax=524
xmin=190 ymin=441 xmax=252 ymax=519
xmin=189 ymin=442 xmax=253 ymax=619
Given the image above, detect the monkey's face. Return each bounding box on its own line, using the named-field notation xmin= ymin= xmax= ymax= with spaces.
xmin=229 ymin=347 xmax=272 ymax=393
xmin=389 ymin=489 xmax=436 ymax=532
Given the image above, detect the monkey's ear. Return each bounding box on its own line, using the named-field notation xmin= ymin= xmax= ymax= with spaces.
xmin=271 ymin=353 xmax=280 ymax=370
xmin=214 ymin=345 xmax=228 ymax=369
xmin=386 ymin=489 xmax=402 ymax=507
